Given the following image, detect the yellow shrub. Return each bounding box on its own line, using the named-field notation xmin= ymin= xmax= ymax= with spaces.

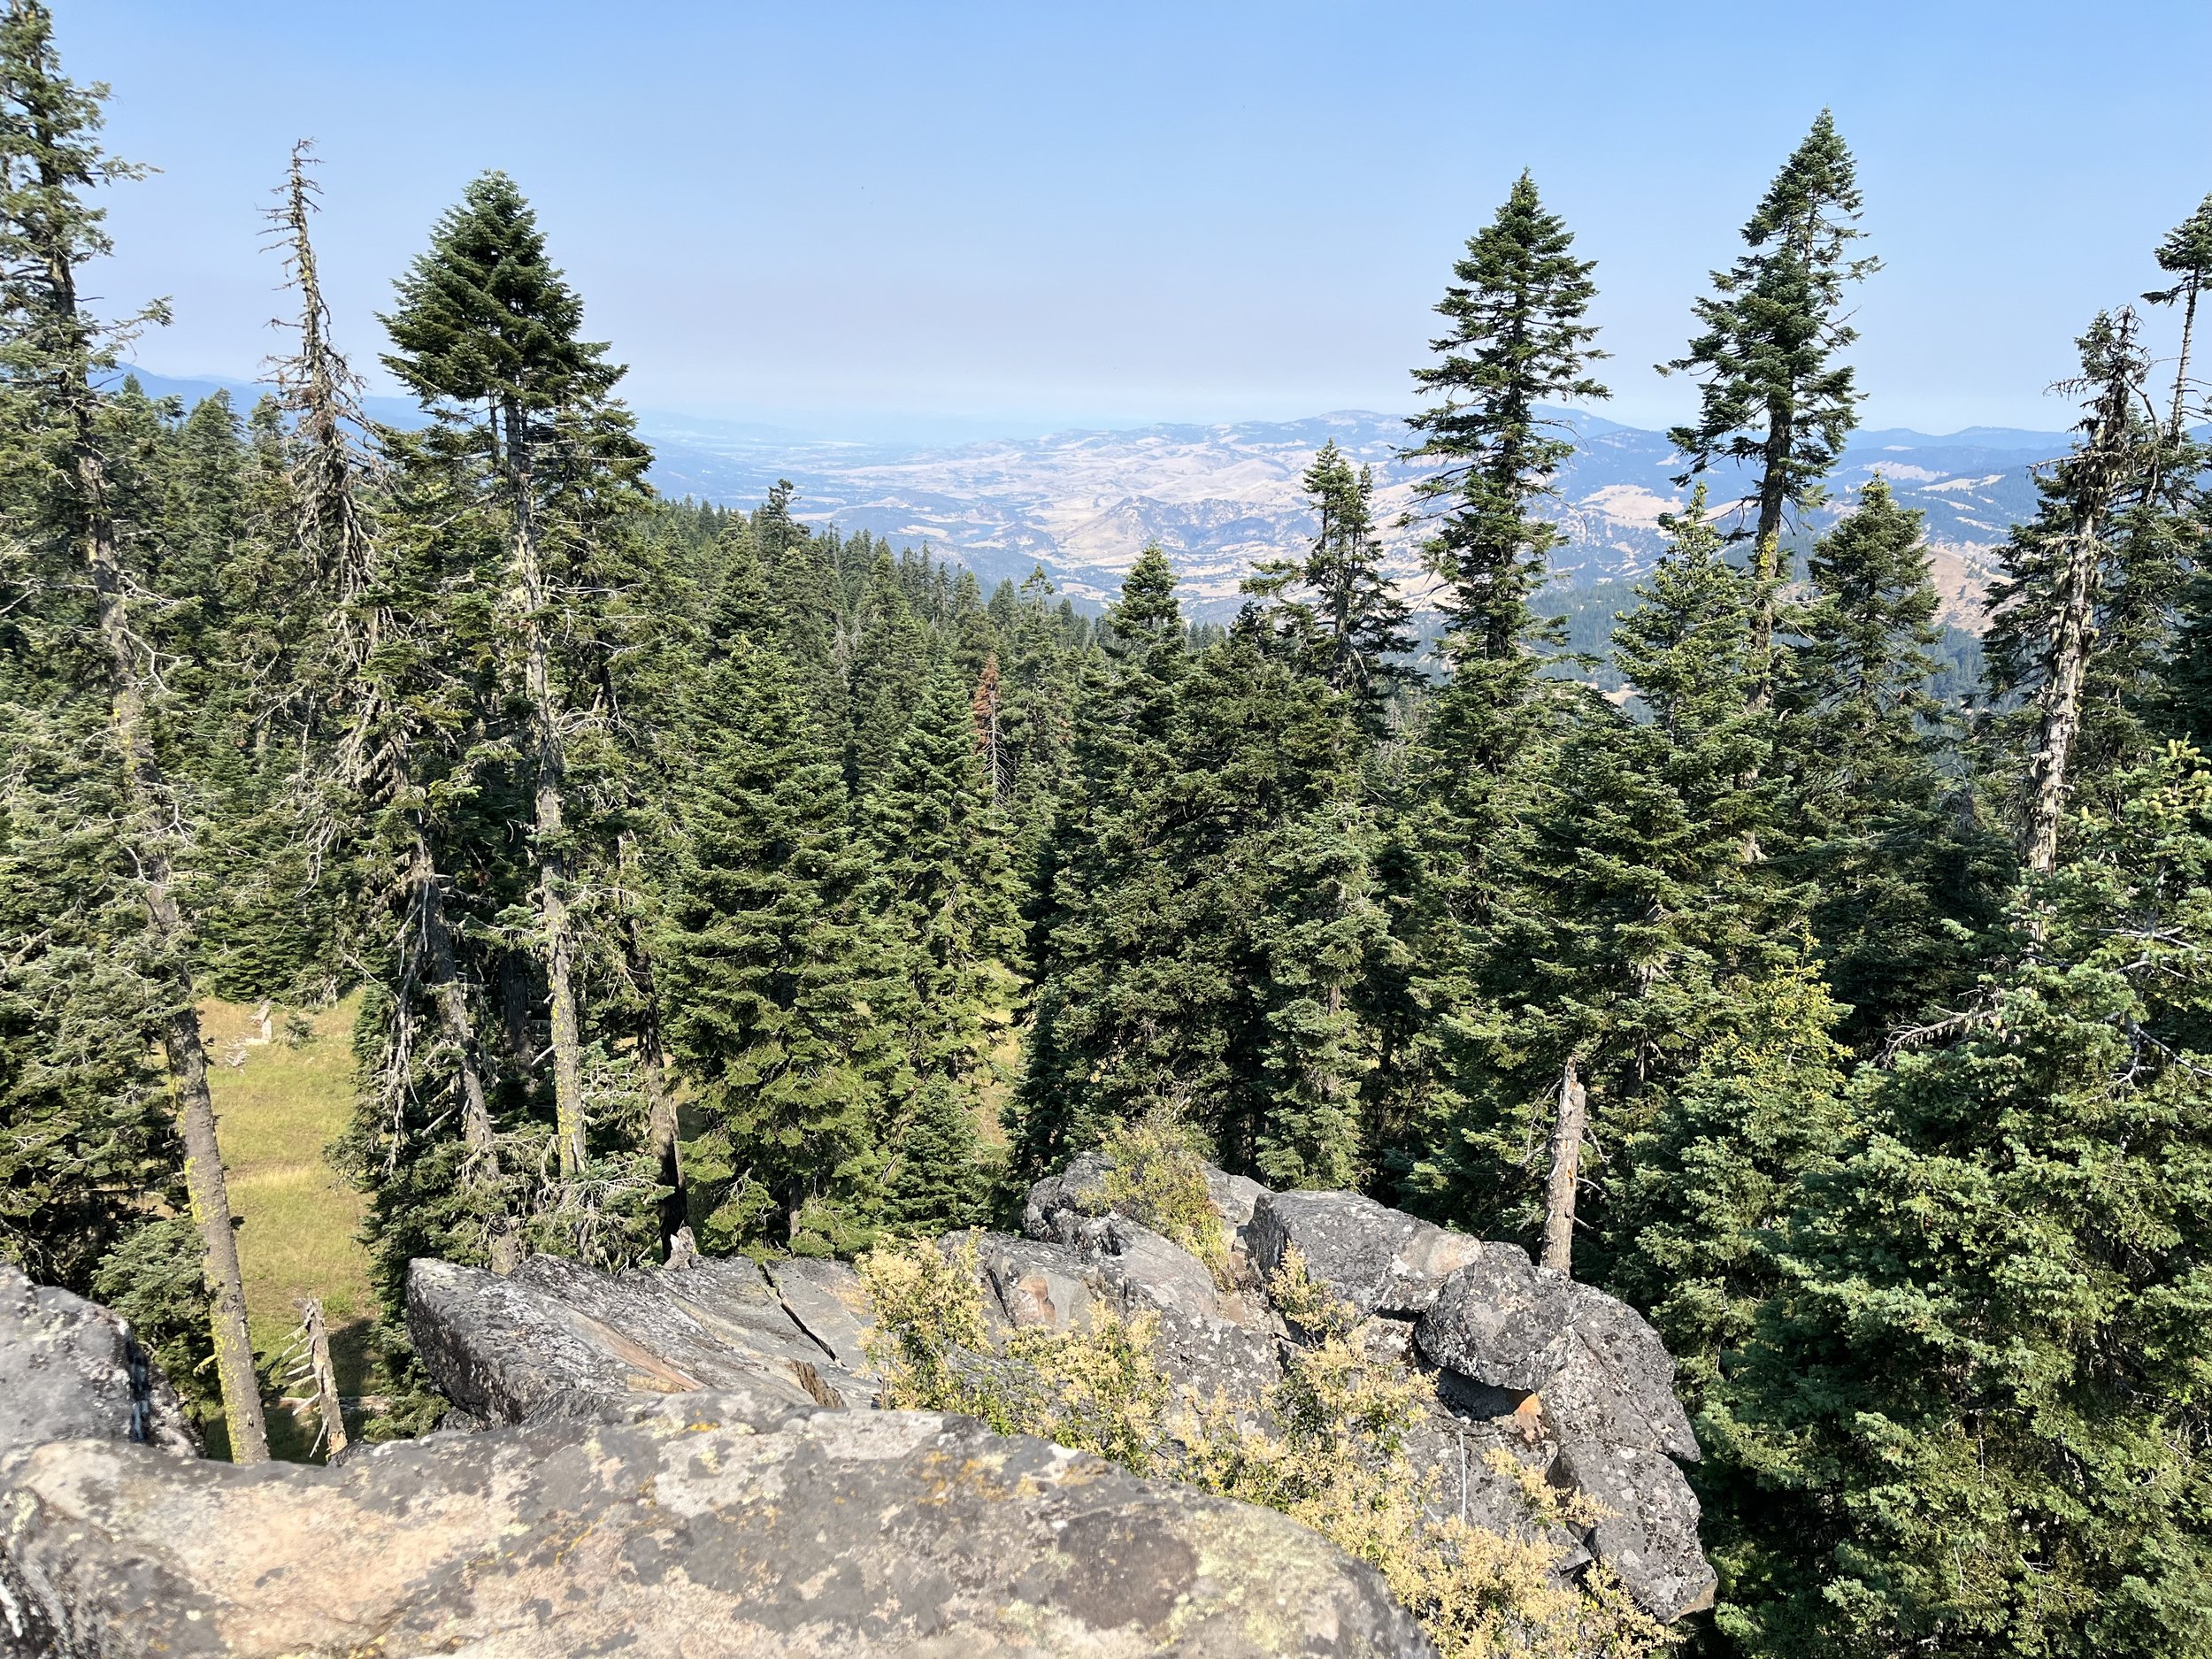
xmin=856 ymin=1236 xmax=1671 ymax=1659
xmin=1098 ymin=1107 xmax=1232 ymax=1284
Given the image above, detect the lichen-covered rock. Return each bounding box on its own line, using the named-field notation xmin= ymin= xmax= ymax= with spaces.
xmin=1248 ymin=1189 xmax=1503 ymax=1317
xmin=1550 ymin=1438 xmax=1717 ymax=1620
xmin=1413 ymin=1250 xmax=1697 ymax=1462
xmin=1401 ymin=1401 xmax=1589 ymax=1573
xmin=1087 ymin=1217 xmax=1282 ymax=1409
xmin=405 ymin=1256 xmax=862 ymax=1423
xmin=0 ymin=1261 xmax=194 ymax=1461
xmin=0 ymin=1389 xmax=1436 ymax=1658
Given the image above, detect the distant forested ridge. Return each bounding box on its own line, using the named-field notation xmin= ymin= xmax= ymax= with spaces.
xmin=2 ymin=6 xmax=2210 ymax=1655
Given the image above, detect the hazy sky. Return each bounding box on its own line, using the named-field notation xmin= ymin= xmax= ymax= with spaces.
xmin=59 ymin=1 xmax=2212 ymax=441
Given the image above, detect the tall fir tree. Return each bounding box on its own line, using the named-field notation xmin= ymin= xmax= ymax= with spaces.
xmin=1983 ymin=311 xmax=2166 ymax=872
xmin=1371 ymin=172 xmax=1609 ymax=1196
xmin=661 ymin=640 xmax=890 ymax=1255
xmin=1778 ymin=480 xmax=2002 ymax=1047
xmin=866 ymin=658 xmax=1022 ymax=1229
xmin=1416 ymin=495 xmax=1801 ymax=1258
xmin=1245 ymin=438 xmax=1414 ymax=733
xmin=1665 ymin=111 xmax=1876 ymax=703
xmin=0 ymin=0 xmax=268 ymax=1459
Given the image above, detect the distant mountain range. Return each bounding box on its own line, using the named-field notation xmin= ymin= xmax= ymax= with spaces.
xmin=116 ymin=369 xmax=2078 ymax=628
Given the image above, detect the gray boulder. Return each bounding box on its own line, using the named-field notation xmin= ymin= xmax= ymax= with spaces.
xmin=1551 ymin=1438 xmax=1717 ymax=1620
xmin=1086 ymin=1217 xmax=1282 ymax=1409
xmin=972 ymin=1234 xmax=1104 ymax=1332
xmin=1414 ymin=1247 xmax=1711 ymax=1617
xmin=1414 ymin=1249 xmax=1698 ymax=1462
xmin=1020 ymin=1149 xmax=1116 ymax=1247
xmin=0 ymin=1388 xmax=1434 ymax=1658
xmin=406 ymin=1255 xmax=871 ymax=1423
xmin=0 ymin=1261 xmax=194 ymax=1461
xmin=1249 ymin=1189 xmax=1504 ymax=1317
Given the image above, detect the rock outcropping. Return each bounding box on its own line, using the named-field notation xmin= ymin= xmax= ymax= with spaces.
xmin=0 ymin=1260 xmax=1425 ymax=1658
xmin=401 ymin=1164 xmax=1717 ymax=1621
xmin=0 ymin=1161 xmax=1717 ymax=1654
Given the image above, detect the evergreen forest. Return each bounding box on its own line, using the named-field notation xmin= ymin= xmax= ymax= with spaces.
xmin=3 ymin=6 xmax=2210 ymax=1654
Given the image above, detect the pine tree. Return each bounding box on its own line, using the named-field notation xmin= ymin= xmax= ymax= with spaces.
xmin=866 ymin=658 xmax=1022 ymax=1228
xmin=1666 ymin=111 xmax=1877 ymax=697
xmin=1369 ymin=173 xmax=1609 ymax=1195
xmin=1717 ymin=742 xmax=2212 ymax=1658
xmin=662 ymin=641 xmax=889 ymax=1255
xmin=1984 ymin=311 xmax=2163 ymax=872
xmin=0 ymin=0 xmax=267 ymax=1460
xmin=1779 ymin=480 xmax=2002 ymax=1045
xmin=382 ymin=170 xmax=651 ymax=1179
xmin=1246 ymin=438 xmax=1413 ymax=733
xmin=1417 ymin=495 xmax=1800 ymax=1255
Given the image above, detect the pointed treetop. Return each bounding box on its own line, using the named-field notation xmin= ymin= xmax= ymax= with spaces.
xmin=380 ymin=170 xmax=621 ymax=412
xmin=1109 ymin=545 xmax=1182 ymax=643
xmin=1740 ymin=110 xmax=1870 ymax=256
xmin=2150 ymin=192 xmax=2212 ymax=289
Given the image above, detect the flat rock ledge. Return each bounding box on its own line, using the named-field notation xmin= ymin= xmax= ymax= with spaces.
xmin=0 ymin=1261 xmax=1426 ymax=1659
xmin=1 ymin=1386 xmax=1428 ymax=1659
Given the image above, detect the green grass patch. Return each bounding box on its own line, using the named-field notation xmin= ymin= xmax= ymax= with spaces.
xmin=199 ymin=994 xmax=385 ymax=1460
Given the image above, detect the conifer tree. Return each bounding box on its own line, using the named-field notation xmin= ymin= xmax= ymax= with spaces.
xmin=866 ymin=659 xmax=1021 ymax=1227
xmin=1779 ymin=480 xmax=2001 ymax=1043
xmin=845 ymin=547 xmax=933 ymax=790
xmin=1666 ymin=111 xmax=1876 ymax=695
xmin=382 ymin=171 xmax=650 ymax=1178
xmin=1984 ymin=311 xmax=2162 ymax=871
xmin=662 ymin=641 xmax=889 ymax=1254
xmin=1417 ymin=495 xmax=1800 ymax=1252
xmin=1719 ymin=743 xmax=2212 ymax=1658
xmin=1404 ymin=171 xmax=1607 ymax=739
xmin=1368 ymin=174 xmax=1609 ymax=1192
xmin=0 ymin=0 xmax=267 ymax=1460
xmin=1246 ymin=438 xmax=1413 ymax=733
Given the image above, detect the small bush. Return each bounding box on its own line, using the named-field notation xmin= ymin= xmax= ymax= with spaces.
xmin=1098 ymin=1107 xmax=1231 ymax=1282
xmin=856 ymin=1234 xmax=1670 ymax=1659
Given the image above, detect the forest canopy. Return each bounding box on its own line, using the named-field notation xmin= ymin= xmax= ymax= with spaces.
xmin=2 ymin=4 xmax=2209 ymax=1655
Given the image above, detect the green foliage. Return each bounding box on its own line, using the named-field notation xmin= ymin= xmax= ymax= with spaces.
xmin=1711 ymin=744 xmax=2212 ymax=1658
xmin=661 ymin=640 xmax=889 ymax=1253
xmin=1778 ymin=480 xmax=2005 ymax=1047
xmin=1665 ymin=110 xmax=1875 ymax=552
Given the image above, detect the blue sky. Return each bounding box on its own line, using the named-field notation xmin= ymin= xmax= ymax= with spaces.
xmin=59 ymin=1 xmax=2212 ymax=441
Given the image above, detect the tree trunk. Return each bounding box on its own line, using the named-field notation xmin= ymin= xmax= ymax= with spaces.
xmin=502 ymin=405 xmax=587 ymax=1176
xmin=81 ymin=454 xmax=271 ymax=1463
xmin=2170 ymin=275 xmax=2200 ymax=444
xmin=1539 ymin=1056 xmax=1587 ymax=1277
xmin=2025 ymin=532 xmax=2100 ymax=875
xmin=24 ymin=76 xmax=269 ymax=1463
xmin=624 ymin=906 xmax=687 ymax=1253
xmin=409 ymin=833 xmax=495 ymax=1159
xmin=299 ymin=1296 xmax=349 ymax=1462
